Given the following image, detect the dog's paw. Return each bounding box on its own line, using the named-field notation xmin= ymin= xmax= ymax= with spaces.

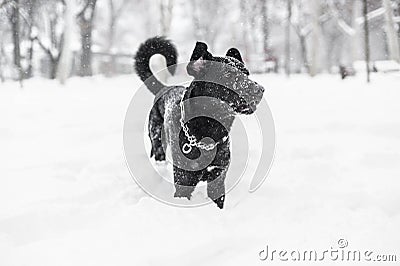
xmin=150 ymin=146 xmax=166 ymax=161
xmin=154 ymin=152 xmax=166 ymax=161
xmin=174 ymin=190 xmax=192 ymax=200
xmin=212 ymin=195 xmax=225 ymax=209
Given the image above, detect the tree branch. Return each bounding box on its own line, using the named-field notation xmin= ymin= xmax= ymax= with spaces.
xmin=76 ymin=0 xmax=91 ymax=18
xmin=34 ymin=36 xmax=57 ymax=61
xmin=0 ymin=0 xmax=12 ymax=9
xmin=76 ymin=0 xmax=97 ymax=19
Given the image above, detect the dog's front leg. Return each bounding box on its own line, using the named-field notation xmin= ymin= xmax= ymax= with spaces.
xmin=148 ymin=104 xmax=166 ymax=161
xmin=204 ymin=168 xmax=227 ymax=209
xmin=173 ymin=166 xmax=202 ymax=199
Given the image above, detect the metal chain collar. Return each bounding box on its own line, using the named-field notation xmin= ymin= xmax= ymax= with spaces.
xmin=179 ymin=93 xmax=219 ymax=154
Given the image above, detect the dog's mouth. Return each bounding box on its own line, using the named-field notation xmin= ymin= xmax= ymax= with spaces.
xmin=233 ymin=101 xmax=256 ymax=114
xmin=237 ymin=105 xmax=254 ymax=114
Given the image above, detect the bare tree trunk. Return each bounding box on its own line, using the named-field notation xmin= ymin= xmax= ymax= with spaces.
xmin=107 ymin=0 xmax=116 ymax=76
xmin=383 ymin=0 xmax=400 ymax=62
xmin=350 ymin=0 xmax=360 ymax=66
xmin=397 ymin=0 xmax=400 ymax=39
xmin=105 ymin=0 xmax=129 ymax=76
xmin=157 ymin=0 xmax=173 ymax=83
xmin=240 ymin=0 xmax=250 ymax=60
xmin=247 ymin=2 xmax=258 ymax=56
xmin=57 ymin=0 xmax=74 ymax=84
xmin=24 ymin=0 xmax=35 ymax=79
xmin=192 ymin=0 xmax=202 ymax=40
xmin=50 ymin=58 xmax=59 ymax=79
xmin=299 ymin=33 xmax=309 ymax=73
xmin=26 ymin=37 xmax=34 ymax=78
xmin=261 ymin=0 xmax=269 ymax=60
xmin=160 ymin=0 xmax=173 ymax=35
xmin=80 ymin=26 xmax=92 ymax=76
xmin=285 ymin=0 xmax=292 ymax=76
xmin=35 ymin=36 xmax=59 ymax=79
xmin=310 ymin=0 xmax=321 ymax=77
xmin=10 ymin=0 xmax=23 ymax=83
xmin=77 ymin=0 xmax=97 ymax=77
xmin=363 ymin=0 xmax=371 ymax=82
xmin=0 ymin=41 xmax=5 ymax=82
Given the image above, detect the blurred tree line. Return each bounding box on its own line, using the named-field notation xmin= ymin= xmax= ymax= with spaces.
xmin=0 ymin=0 xmax=399 ymax=84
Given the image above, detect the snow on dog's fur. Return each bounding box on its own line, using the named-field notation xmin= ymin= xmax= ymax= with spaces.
xmin=134 ymin=37 xmax=264 ymax=208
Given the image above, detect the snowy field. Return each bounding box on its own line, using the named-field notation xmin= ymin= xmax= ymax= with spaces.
xmin=1 ymin=73 xmax=400 ymax=265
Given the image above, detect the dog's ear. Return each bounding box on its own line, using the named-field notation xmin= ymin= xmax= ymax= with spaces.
xmin=187 ymin=41 xmax=212 ymax=77
xmin=226 ymin=48 xmax=244 ymax=63
xmin=190 ymin=42 xmax=209 ymax=61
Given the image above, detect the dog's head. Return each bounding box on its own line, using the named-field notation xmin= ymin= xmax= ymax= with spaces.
xmin=186 ymin=42 xmax=264 ymax=115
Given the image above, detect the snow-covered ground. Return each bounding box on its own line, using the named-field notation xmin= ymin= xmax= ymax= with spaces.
xmin=1 ymin=73 xmax=400 ymax=265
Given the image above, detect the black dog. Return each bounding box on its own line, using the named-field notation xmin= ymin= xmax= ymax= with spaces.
xmin=135 ymin=37 xmax=264 ymax=208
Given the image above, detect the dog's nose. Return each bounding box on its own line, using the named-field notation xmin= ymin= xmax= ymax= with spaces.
xmin=253 ymin=84 xmax=264 ymax=94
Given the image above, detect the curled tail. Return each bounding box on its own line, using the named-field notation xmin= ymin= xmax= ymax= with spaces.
xmin=134 ymin=36 xmax=178 ymax=95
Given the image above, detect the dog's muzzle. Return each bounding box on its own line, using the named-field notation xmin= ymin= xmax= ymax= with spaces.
xmin=232 ymin=76 xmax=265 ymax=115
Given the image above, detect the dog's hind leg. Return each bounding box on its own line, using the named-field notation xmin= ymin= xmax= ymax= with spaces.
xmin=204 ymin=168 xmax=227 ymax=209
xmin=148 ymin=103 xmax=166 ymax=161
